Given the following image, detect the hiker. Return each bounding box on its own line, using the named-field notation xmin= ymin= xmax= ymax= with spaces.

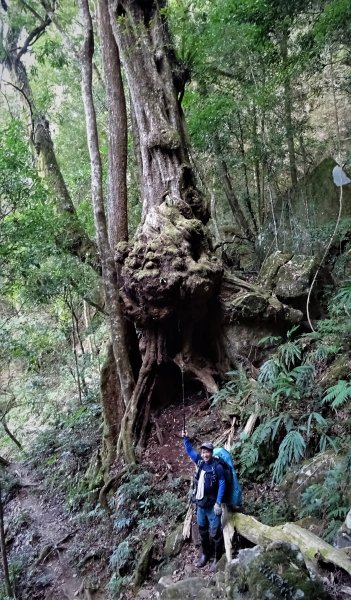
xmin=182 ymin=430 xmax=225 ymax=569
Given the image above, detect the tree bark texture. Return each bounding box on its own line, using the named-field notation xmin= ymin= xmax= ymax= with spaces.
xmin=0 ymin=482 xmax=13 ymax=597
xmin=98 ymin=0 xmax=129 ymax=248
xmin=280 ymin=30 xmax=298 ymax=188
xmin=109 ymin=0 xmax=205 ymax=223
xmin=107 ymin=0 xmax=223 ymax=456
xmin=79 ymin=0 xmax=135 ymax=457
xmin=100 ymin=344 xmax=123 ymax=472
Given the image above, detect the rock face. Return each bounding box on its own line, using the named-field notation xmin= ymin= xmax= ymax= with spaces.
xmin=274 ymin=256 xmax=318 ymax=299
xmin=258 ymin=252 xmax=318 ymax=301
xmin=157 ymin=543 xmax=330 ymax=599
xmin=225 ymin=543 xmax=330 ymax=600
xmin=258 ymin=158 xmax=351 ymax=256
xmin=282 ymin=452 xmax=338 ymax=513
xmin=335 ymin=508 xmax=351 ymax=549
xmin=164 ymin=524 xmax=184 ymax=560
xmin=158 ymin=576 xmax=209 ymax=599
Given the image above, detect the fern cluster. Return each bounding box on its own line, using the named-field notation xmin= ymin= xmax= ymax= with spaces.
xmin=299 ymin=450 xmax=351 ymax=542
xmin=214 ymin=283 xmax=351 ymax=484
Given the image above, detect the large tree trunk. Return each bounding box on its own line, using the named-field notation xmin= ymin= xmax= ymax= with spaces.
xmin=98 ymin=0 xmax=129 ymax=248
xmin=109 ymin=0 xmax=223 ymax=455
xmin=109 ymin=0 xmax=205 ymax=222
xmin=280 ymin=29 xmax=298 ymax=188
xmin=79 ymin=0 xmax=136 ymax=464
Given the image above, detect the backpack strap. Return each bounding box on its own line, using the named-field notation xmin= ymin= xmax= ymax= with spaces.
xmin=194 ymin=459 xmax=204 ymax=481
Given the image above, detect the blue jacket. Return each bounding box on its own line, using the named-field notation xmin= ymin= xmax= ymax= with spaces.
xmin=183 ymin=437 xmax=225 ymax=504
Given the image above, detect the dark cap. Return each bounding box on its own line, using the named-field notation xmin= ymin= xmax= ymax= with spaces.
xmin=200 ymin=441 xmax=214 ymax=451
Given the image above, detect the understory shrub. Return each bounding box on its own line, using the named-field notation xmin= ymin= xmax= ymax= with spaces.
xmin=298 ymin=448 xmax=351 ymax=542
xmin=213 ymin=282 xmax=351 ymax=483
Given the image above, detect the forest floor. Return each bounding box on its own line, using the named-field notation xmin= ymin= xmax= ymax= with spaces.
xmin=2 ymin=392 xmax=351 ymax=599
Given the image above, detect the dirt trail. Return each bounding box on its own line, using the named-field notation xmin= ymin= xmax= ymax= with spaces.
xmin=3 ymin=393 xmax=223 ymax=599
xmin=7 ymin=463 xmax=105 ymax=600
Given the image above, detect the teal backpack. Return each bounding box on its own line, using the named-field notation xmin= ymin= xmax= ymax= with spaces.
xmin=213 ymin=447 xmax=243 ymax=508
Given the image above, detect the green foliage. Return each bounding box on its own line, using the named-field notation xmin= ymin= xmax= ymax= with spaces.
xmin=106 ymin=574 xmax=130 ymax=600
xmin=246 ymin=495 xmax=294 ymax=527
xmin=113 ymin=471 xmax=185 ymax=532
xmin=109 ymin=541 xmax=130 ymax=571
xmin=219 ymin=305 xmax=351 ymax=483
xmin=26 ymin=402 xmax=102 ymax=509
xmin=323 ymin=380 xmax=351 ymax=410
xmin=299 ymin=450 xmax=351 ymax=542
xmin=272 ymin=431 xmax=306 ymax=483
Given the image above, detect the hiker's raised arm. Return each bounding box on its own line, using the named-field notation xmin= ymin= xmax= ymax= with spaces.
xmin=182 ymin=433 xmax=200 ymax=463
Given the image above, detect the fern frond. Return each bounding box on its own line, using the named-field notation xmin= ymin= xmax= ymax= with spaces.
xmin=278 ymin=341 xmax=301 ymax=369
xmin=333 ymin=282 xmax=351 ymax=314
xmin=258 ymin=359 xmax=280 ymax=384
xmin=240 ymin=443 xmax=258 ymax=472
xmin=319 ymin=433 xmax=338 ymax=453
xmin=291 ymin=364 xmax=315 ymax=387
xmin=272 ymin=430 xmax=306 ymax=483
xmin=323 ymin=380 xmax=351 ymax=409
xmin=305 ymin=412 xmax=327 ymax=438
xmin=286 ymin=325 xmax=300 ymax=340
xmin=257 ymin=335 xmax=282 ymax=346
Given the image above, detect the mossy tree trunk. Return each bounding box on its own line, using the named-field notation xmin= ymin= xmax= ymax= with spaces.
xmin=108 ymin=0 xmax=224 ymax=461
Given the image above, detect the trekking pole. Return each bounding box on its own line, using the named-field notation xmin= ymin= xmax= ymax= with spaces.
xmin=181 ymin=359 xmax=186 ymax=432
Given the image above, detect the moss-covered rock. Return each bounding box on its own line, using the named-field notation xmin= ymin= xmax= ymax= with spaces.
xmin=281 ymin=452 xmax=338 ymax=512
xmin=159 ymin=576 xmax=208 ymax=599
xmin=257 ymin=157 xmax=351 ymax=257
xmin=225 ymin=291 xmax=268 ymax=320
xmin=320 ymin=355 xmax=351 ymax=389
xmin=134 ymin=533 xmax=154 ymax=589
xmin=275 ymin=255 xmax=317 ymax=299
xmin=226 ymin=542 xmax=330 ymax=599
xmin=258 ymin=252 xmax=293 ymax=289
xmin=164 ymin=524 xmax=184 ymax=560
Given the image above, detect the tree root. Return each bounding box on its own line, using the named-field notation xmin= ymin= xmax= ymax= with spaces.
xmin=98 ymin=467 xmax=128 ymax=513
xmin=174 ymin=353 xmax=218 ymax=396
xmin=118 ymin=329 xmax=161 ymax=464
xmin=223 ymin=511 xmax=351 ymax=576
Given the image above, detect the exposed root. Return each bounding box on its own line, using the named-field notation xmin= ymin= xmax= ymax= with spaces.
xmin=136 ymin=377 xmax=156 ymax=454
xmin=118 ymin=329 xmax=162 ymax=464
xmin=99 ymin=467 xmax=128 ymax=513
xmin=174 ymin=353 xmax=218 ymax=396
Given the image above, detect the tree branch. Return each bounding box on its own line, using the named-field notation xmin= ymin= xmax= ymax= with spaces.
xmin=16 ymin=15 xmax=52 ymax=60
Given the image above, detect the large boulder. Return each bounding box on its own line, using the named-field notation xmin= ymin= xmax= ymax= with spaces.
xmin=335 ymin=508 xmax=351 ymax=549
xmin=258 ymin=252 xmax=318 ymax=300
xmin=275 ymin=256 xmax=318 ymax=299
xmin=257 ymin=158 xmax=351 ymax=257
xmin=158 ymin=576 xmax=209 ymax=599
xmin=164 ymin=524 xmax=184 ymax=560
xmin=225 ymin=542 xmax=330 ymax=599
xmin=281 ymin=452 xmax=338 ymax=513
xmin=134 ymin=533 xmax=154 ymax=589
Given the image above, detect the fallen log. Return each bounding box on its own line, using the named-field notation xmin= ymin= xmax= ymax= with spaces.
xmin=223 ymin=511 xmax=351 ymax=576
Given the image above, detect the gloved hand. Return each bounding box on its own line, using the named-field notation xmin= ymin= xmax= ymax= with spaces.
xmin=181 ymin=429 xmax=188 ymax=438
xmin=214 ymin=503 xmax=222 ymax=516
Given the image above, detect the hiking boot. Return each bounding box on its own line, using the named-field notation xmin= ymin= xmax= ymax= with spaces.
xmin=209 ymin=559 xmax=217 ymax=572
xmin=195 ymin=553 xmax=209 ymax=568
